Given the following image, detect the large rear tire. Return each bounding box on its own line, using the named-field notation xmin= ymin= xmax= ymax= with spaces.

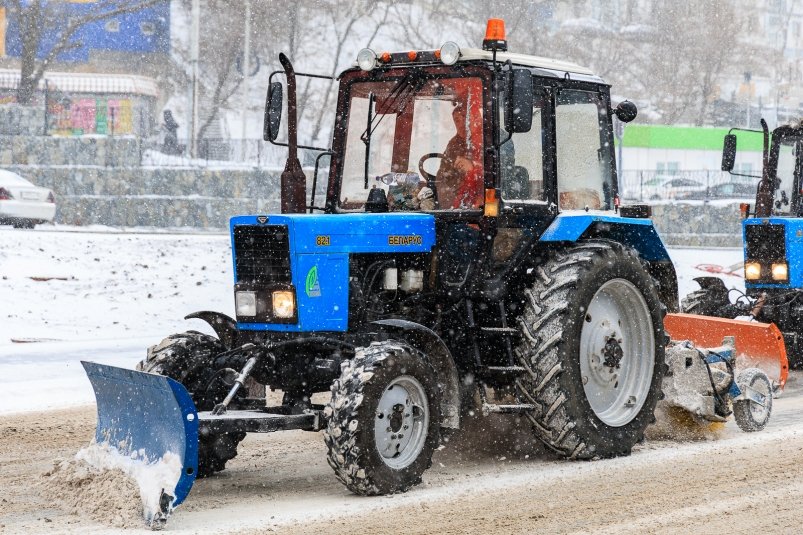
xmin=137 ymin=331 xmax=246 ymax=477
xmin=324 ymin=341 xmax=440 ymax=495
xmin=514 ymin=240 xmax=665 ymax=459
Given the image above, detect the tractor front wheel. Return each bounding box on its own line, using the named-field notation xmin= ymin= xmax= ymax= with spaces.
xmin=324 ymin=341 xmax=440 ymax=495
xmin=515 ymin=240 xmax=665 ymax=459
xmin=137 ymin=331 xmax=246 ymax=477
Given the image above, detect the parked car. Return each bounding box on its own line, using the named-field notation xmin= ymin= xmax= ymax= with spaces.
xmin=621 ymin=175 xmax=707 ymax=201
xmin=643 ymin=177 xmax=706 ymax=200
xmin=0 ymin=170 xmax=56 ymax=229
xmin=706 ymin=182 xmax=755 ymax=199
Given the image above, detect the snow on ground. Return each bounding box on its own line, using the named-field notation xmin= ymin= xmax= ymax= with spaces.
xmin=0 ymin=227 xmax=233 ymax=413
xmin=0 ymin=227 xmax=232 ymax=346
xmin=670 ymin=246 xmax=744 ymax=299
xmin=0 ymin=227 xmax=748 ymax=415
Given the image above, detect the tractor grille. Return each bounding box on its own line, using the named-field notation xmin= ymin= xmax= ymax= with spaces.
xmin=233 ymin=225 xmax=291 ymax=284
xmin=745 ymin=224 xmax=785 ymax=262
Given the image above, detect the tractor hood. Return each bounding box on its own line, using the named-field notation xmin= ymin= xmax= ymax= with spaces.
xmin=229 ymin=213 xmax=436 ymax=332
xmin=230 ymin=213 xmax=436 ymax=253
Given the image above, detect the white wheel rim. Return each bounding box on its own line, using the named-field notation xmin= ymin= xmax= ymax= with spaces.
xmin=749 ymin=377 xmax=772 ymax=423
xmin=579 ymin=278 xmax=655 ymax=427
xmin=373 ymin=375 xmax=429 ymax=469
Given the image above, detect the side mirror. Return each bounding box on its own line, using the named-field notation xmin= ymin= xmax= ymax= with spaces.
xmin=722 ymin=134 xmax=737 ymax=172
xmin=263 ymin=82 xmax=283 ymax=142
xmin=614 ymin=100 xmax=638 ymax=123
xmin=505 ymin=69 xmax=533 ymax=134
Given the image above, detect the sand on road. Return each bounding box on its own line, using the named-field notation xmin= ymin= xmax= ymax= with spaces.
xmin=2 ymin=378 xmax=803 ymax=535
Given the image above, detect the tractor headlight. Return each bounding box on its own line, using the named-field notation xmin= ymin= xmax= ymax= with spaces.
xmin=235 ymin=291 xmax=257 ymax=316
xmin=439 ymin=41 xmax=461 ymax=65
xmin=772 ymin=262 xmax=789 ymax=281
xmin=357 ymin=48 xmax=377 ymax=71
xmin=272 ymin=290 xmax=295 ymax=318
xmin=744 ymin=262 xmax=761 ymax=281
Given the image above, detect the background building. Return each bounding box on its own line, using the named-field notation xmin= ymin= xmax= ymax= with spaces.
xmin=0 ymin=2 xmax=170 ymax=66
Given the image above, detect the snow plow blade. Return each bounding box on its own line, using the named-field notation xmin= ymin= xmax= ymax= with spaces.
xmin=664 ymin=313 xmax=789 ymax=390
xmin=81 ymin=361 xmax=198 ymax=519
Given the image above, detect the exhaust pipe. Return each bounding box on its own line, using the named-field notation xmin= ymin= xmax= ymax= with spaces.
xmin=755 ymin=118 xmax=773 ymax=218
xmin=279 ymin=53 xmax=307 ymax=214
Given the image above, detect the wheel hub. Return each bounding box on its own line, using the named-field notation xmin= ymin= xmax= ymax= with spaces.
xmin=374 ymin=376 xmax=429 ymax=470
xmin=602 ymin=336 xmax=624 ymax=369
xmin=389 ymin=403 xmax=405 ymax=432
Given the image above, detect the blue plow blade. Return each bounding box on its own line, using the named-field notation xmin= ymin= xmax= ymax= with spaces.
xmin=81 ymin=361 xmax=199 ymax=511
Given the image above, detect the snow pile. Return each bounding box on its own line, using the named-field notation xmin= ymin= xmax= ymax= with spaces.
xmin=41 ymin=442 xmax=183 ymax=527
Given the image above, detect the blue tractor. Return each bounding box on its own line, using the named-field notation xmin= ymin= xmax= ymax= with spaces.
xmin=84 ymin=20 xmax=680 ymax=523
xmin=682 ymin=119 xmax=803 ymax=368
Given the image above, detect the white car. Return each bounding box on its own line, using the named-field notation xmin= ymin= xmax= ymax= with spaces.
xmin=628 ymin=176 xmax=706 ymax=201
xmin=0 ymin=170 xmax=56 ymax=228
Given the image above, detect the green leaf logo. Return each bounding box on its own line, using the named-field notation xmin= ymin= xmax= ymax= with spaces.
xmin=305 ymin=266 xmax=321 ymax=297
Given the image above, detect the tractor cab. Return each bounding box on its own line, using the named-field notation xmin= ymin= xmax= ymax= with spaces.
xmin=330 ymin=44 xmax=623 ymax=218
xmin=722 ymin=120 xmax=803 ymax=219
xmin=765 ymin=124 xmax=803 ymax=217
xmin=266 ymin=20 xmax=641 ymax=220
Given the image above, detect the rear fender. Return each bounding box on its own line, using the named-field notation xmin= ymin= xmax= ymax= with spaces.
xmin=185 ymin=311 xmax=238 ymax=350
xmin=539 ymin=214 xmax=678 ymax=311
xmin=370 ymin=319 xmax=460 ymax=429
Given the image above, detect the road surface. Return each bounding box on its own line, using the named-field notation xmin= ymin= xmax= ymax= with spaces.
xmin=2 ymin=372 xmax=802 ymax=534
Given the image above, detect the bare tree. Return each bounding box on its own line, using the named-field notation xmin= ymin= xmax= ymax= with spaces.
xmin=2 ymin=0 xmax=163 ymax=105
xmin=192 ymin=0 xmax=246 ymax=143
xmin=170 ymin=0 xmax=307 ymax=144
xmin=644 ymin=2 xmax=757 ymax=125
xmin=300 ymin=1 xmax=393 ymax=146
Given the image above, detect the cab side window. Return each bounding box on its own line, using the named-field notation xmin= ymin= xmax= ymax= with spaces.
xmin=555 ymin=89 xmax=613 ymax=210
xmin=500 ymin=89 xmax=546 ymax=203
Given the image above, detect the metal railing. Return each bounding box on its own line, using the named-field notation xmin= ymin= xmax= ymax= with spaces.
xmin=618 ymin=170 xmax=756 ymax=202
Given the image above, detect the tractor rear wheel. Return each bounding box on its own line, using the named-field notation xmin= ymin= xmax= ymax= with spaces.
xmin=324 ymin=341 xmax=440 ymax=495
xmin=137 ymin=331 xmax=246 ymax=477
xmin=514 ymin=240 xmax=665 ymax=459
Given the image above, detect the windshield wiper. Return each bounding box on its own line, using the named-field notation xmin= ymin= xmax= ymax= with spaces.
xmin=363 ymin=93 xmax=375 ymax=189
xmin=360 ymin=70 xmax=426 ymax=188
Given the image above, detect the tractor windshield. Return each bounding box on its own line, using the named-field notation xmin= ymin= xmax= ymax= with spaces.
xmin=339 ymin=76 xmax=485 ymax=211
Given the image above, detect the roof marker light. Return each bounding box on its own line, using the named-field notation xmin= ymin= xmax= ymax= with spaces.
xmin=357 ymin=48 xmax=377 ymax=71
xmin=380 ymin=51 xmax=391 ymax=63
xmin=439 ymin=41 xmax=460 ymax=65
xmin=482 ymin=18 xmax=507 ymax=51
xmin=407 ymin=50 xmax=418 ymax=61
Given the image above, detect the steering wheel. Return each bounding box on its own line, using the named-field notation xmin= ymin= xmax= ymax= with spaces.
xmin=418 ymin=152 xmax=446 ymax=183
